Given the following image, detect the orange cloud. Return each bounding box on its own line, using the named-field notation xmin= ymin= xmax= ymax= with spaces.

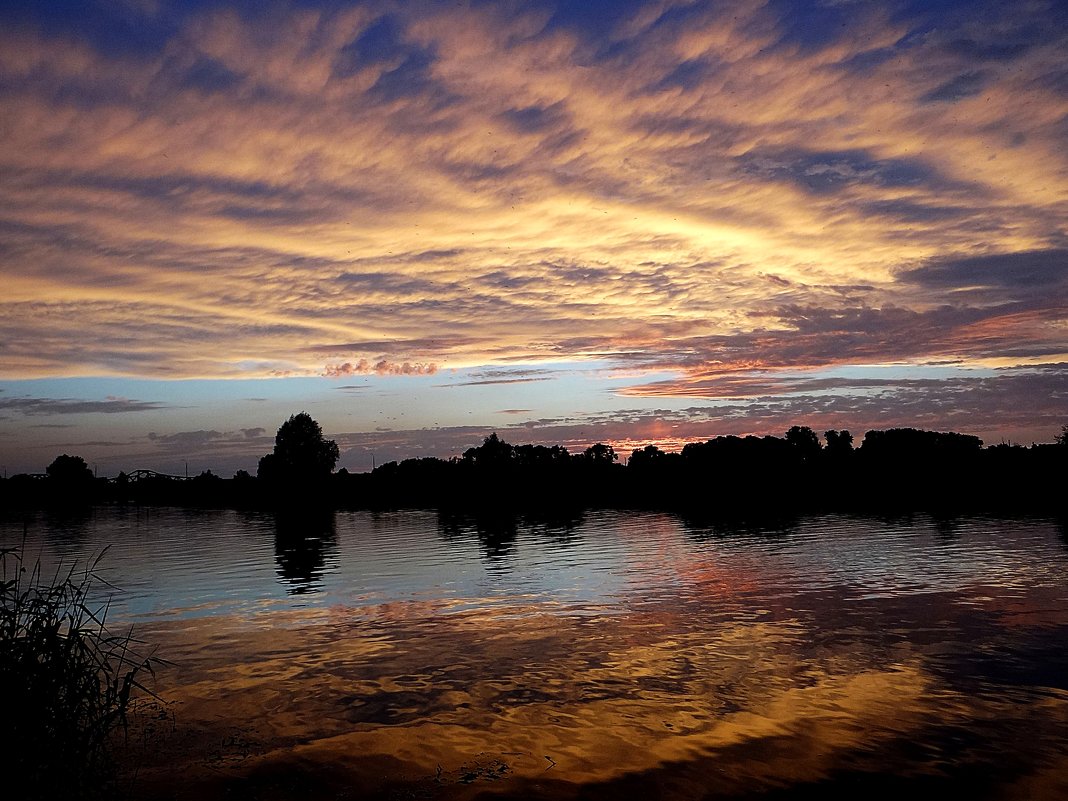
xmin=323 ymin=360 xmax=438 ymax=377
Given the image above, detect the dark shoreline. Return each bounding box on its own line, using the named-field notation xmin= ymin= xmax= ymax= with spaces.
xmin=2 ymin=464 xmax=1063 ymax=520
xmin=5 ymin=427 xmax=1065 ymax=519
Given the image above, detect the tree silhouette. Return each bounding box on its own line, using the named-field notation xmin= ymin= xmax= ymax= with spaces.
xmin=861 ymin=428 xmax=982 ymax=459
xmin=46 ymin=454 xmax=94 ymax=483
xmin=258 ymin=412 xmax=339 ymax=481
xmin=629 ymin=444 xmax=665 ymax=468
xmin=785 ymin=426 xmax=821 ymax=460
xmin=824 ymin=429 xmax=854 ymax=455
xmin=11 ymin=422 xmax=1067 ymax=514
xmin=462 ymin=433 xmax=515 ymax=468
xmin=583 ymin=443 xmax=617 ymax=464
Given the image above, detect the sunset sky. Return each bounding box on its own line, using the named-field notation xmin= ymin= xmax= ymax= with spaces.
xmin=1 ymin=0 xmax=1066 ymax=476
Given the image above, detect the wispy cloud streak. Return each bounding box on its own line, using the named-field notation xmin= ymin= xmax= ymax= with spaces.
xmin=0 ymin=396 xmax=167 ymax=415
xmin=0 ymin=0 xmax=1064 ymax=464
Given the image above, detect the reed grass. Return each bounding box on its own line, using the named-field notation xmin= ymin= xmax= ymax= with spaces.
xmin=0 ymin=543 xmax=163 ymax=799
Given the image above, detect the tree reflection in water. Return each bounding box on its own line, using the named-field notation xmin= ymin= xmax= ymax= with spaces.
xmin=272 ymin=509 xmax=338 ymax=594
xmin=680 ymin=513 xmax=800 ymax=543
xmin=438 ymin=511 xmax=518 ymax=566
xmin=438 ymin=509 xmax=586 ymax=567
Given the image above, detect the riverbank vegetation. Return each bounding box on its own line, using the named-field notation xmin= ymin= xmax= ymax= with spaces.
xmin=0 ymin=545 xmax=162 ymax=799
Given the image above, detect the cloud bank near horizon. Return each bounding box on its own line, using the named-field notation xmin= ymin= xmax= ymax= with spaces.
xmin=1 ymin=363 xmax=1063 ymax=477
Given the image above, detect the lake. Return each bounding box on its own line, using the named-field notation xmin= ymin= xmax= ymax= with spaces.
xmin=4 ymin=507 xmax=1068 ymax=800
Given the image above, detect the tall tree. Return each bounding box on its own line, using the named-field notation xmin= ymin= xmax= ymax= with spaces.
xmin=785 ymin=426 xmax=821 ymax=460
xmin=258 ymin=413 xmax=339 ymax=481
xmin=824 ymin=429 xmax=854 ymax=455
xmin=46 ymin=454 xmax=94 ymax=483
xmin=583 ymin=443 xmax=617 ymax=464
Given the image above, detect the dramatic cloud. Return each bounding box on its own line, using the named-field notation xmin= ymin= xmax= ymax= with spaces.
xmin=900 ymin=249 xmax=1068 ymax=299
xmin=0 ymin=1 xmax=1065 ymax=469
xmin=2 ymin=0 xmax=1065 ymax=380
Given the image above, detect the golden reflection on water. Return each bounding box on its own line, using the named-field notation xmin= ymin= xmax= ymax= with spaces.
xmin=120 ymin=597 xmax=1068 ymax=801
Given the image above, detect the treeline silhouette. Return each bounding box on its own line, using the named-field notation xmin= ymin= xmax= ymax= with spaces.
xmin=2 ymin=418 xmax=1065 ymax=517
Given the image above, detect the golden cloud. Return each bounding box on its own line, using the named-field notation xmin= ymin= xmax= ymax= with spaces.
xmin=1 ymin=1 xmax=1065 ymax=381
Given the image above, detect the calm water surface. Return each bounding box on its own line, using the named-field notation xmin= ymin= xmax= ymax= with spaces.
xmin=4 ymin=508 xmax=1068 ymax=799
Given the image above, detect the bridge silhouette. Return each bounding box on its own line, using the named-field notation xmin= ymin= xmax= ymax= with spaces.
xmin=122 ymin=469 xmax=191 ymax=482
